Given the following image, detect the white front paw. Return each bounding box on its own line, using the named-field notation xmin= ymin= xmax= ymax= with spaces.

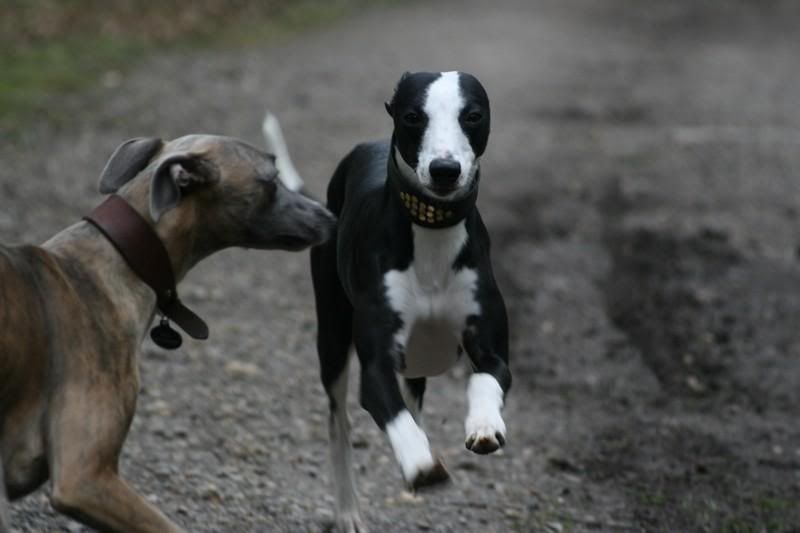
xmin=465 ymin=410 xmax=506 ymax=455
xmin=385 ymin=411 xmax=452 ymax=490
xmin=465 ymin=373 xmax=507 ymax=455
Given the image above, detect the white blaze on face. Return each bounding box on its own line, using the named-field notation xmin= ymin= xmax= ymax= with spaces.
xmin=417 ymin=71 xmax=477 ymax=190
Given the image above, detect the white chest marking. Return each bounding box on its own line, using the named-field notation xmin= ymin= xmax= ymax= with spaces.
xmin=383 ymin=223 xmax=481 ymax=377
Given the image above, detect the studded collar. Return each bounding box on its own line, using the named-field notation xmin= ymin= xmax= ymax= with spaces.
xmin=387 ymin=151 xmax=479 ymax=229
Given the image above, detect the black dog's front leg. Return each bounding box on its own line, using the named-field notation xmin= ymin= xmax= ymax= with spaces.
xmin=461 ymin=299 xmax=511 ymax=455
xmin=352 ymin=307 xmax=449 ymax=490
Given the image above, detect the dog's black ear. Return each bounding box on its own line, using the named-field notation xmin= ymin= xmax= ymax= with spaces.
xmin=385 ymin=71 xmax=412 ymax=118
xmin=99 ymin=137 xmax=163 ymax=194
xmin=149 ymin=153 xmax=220 ymax=221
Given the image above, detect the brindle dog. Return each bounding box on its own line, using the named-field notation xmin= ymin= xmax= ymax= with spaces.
xmin=0 ymin=135 xmax=335 ymax=532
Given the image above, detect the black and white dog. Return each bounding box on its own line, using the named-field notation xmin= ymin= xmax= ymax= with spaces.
xmin=308 ymin=71 xmax=510 ymax=531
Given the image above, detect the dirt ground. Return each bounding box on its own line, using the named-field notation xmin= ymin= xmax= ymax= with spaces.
xmin=3 ymin=0 xmax=800 ymax=531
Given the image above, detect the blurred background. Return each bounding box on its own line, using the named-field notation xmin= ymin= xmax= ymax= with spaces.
xmin=0 ymin=0 xmax=381 ymax=129
xmin=2 ymin=0 xmax=799 ymax=531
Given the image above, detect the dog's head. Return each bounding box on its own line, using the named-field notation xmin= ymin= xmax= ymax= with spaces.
xmin=385 ymin=71 xmax=490 ymax=199
xmin=98 ymin=135 xmax=335 ymax=253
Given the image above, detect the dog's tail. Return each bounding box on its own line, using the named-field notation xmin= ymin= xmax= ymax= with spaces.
xmin=262 ymin=112 xmax=304 ymax=192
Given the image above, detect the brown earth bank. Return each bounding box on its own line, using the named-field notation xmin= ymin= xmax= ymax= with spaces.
xmin=2 ymin=0 xmax=799 ymax=531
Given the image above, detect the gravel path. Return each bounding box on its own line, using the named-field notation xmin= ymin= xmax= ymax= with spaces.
xmin=3 ymin=0 xmax=800 ymax=531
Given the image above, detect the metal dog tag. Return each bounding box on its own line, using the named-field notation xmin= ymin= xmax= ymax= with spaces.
xmin=150 ymin=317 xmax=183 ymax=350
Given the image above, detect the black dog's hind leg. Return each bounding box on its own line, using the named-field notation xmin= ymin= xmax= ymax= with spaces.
xmin=311 ymin=238 xmax=363 ymax=532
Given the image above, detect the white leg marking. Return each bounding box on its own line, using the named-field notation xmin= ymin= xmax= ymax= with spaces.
xmin=465 ymin=373 xmax=507 ymax=454
xmin=328 ymin=367 xmax=366 ymax=532
xmin=262 ymin=111 xmax=304 ymax=192
xmin=385 ymin=410 xmax=435 ymax=482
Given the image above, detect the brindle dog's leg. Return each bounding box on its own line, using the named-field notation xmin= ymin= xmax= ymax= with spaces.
xmin=46 ymin=366 xmax=183 ymax=533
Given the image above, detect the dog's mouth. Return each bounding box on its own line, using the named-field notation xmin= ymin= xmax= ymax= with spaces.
xmin=427 ymin=184 xmax=459 ymax=196
xmin=424 ymin=180 xmax=468 ymax=199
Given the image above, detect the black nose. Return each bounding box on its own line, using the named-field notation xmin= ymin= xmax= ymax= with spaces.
xmin=429 ymin=158 xmax=461 ymax=187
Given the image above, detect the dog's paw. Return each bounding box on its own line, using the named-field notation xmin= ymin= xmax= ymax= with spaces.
xmin=465 ymin=413 xmax=506 ymax=455
xmin=409 ymin=456 xmax=451 ymax=491
xmin=336 ymin=510 xmax=367 ymax=533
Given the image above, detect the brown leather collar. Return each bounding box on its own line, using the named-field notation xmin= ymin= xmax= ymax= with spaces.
xmin=84 ymin=194 xmax=209 ymax=340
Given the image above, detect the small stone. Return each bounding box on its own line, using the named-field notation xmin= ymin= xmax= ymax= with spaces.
xmin=686 ymin=375 xmax=706 ymax=393
xmin=398 ymin=490 xmax=423 ymax=504
xmin=315 ymin=506 xmax=334 ymax=519
xmin=145 ymin=399 xmax=171 ymax=415
xmin=225 ymin=360 xmax=262 ymax=378
xmin=186 ymin=285 xmax=209 ymax=300
xmin=101 ymin=70 xmax=123 ymax=89
xmin=545 ymin=521 xmax=564 ymax=533
xmin=200 ymin=482 xmax=223 ymax=504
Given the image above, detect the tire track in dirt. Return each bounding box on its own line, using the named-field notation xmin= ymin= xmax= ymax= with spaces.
xmin=595 ymin=173 xmax=800 ymax=530
xmin=600 ymin=180 xmax=745 ymax=398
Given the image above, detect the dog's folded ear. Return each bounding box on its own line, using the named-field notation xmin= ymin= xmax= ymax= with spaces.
xmin=99 ymin=137 xmax=164 ymax=194
xmin=149 ymin=154 xmax=220 ymax=222
xmin=385 ymin=71 xmax=412 ymax=118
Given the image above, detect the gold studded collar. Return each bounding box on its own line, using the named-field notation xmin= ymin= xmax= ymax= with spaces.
xmin=388 ymin=153 xmax=479 ymax=229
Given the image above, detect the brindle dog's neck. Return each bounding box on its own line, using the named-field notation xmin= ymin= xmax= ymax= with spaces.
xmin=115 ymin=177 xmax=201 ymax=282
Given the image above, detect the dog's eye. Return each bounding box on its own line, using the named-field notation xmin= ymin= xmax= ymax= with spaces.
xmin=403 ymin=112 xmax=423 ymax=126
xmin=465 ymin=112 xmax=483 ymax=124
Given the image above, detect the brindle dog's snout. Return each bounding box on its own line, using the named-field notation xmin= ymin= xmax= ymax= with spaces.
xmin=268 ymin=186 xmax=336 ymax=250
xmin=293 ymin=190 xmax=337 ymax=245
xmin=260 ymin=113 xmax=336 ymax=248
